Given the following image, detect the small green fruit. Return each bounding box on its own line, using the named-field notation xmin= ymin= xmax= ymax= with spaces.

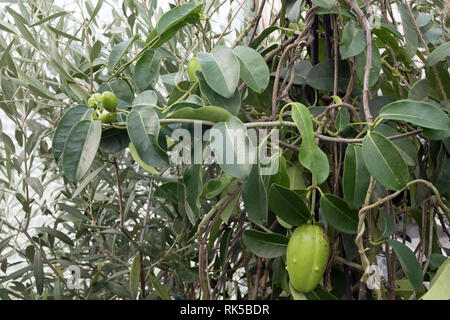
xmin=102 ymin=91 xmax=117 ymax=112
xmin=99 ymin=110 xmax=117 ymax=124
xmin=286 ymin=224 xmax=330 ymax=293
xmin=88 ymin=93 xmax=103 ymax=108
xmin=187 ymin=57 xmax=201 ymax=81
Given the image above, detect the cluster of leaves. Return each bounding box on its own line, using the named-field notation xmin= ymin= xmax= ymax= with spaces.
xmin=0 ymin=0 xmax=449 ymax=300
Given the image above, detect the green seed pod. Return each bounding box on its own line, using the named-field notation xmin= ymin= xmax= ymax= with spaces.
xmin=286 ymin=224 xmax=330 ymax=293
xmin=99 ymin=110 xmax=117 ymax=124
xmin=187 ymin=57 xmax=201 ymax=81
xmin=102 ymin=91 xmax=118 ymax=112
xmin=88 ymin=93 xmax=103 ymax=108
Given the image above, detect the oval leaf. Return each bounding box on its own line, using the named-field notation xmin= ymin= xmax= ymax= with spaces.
xmin=242 ymin=229 xmax=289 ymax=258
xmin=233 ymin=46 xmax=270 ymax=93
xmin=320 ymin=194 xmax=358 ymax=234
xmin=343 ymin=145 xmax=371 ymax=208
xmin=242 ymin=165 xmax=268 ymax=225
xmin=268 ymin=183 xmax=310 ymax=227
xmin=426 ymin=41 xmax=450 ymax=67
xmin=340 ymin=20 xmax=366 ymax=59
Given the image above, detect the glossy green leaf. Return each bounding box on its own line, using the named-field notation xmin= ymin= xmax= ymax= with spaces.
xmin=242 ymin=165 xmax=268 ymax=225
xmin=386 ymin=239 xmax=423 ymax=292
xmin=126 ymin=107 xmax=169 ymax=168
xmin=129 ymin=142 xmax=159 ymax=174
xmin=156 ymin=3 xmax=202 ymax=35
xmin=204 ymin=173 xmax=234 ymax=199
xmin=233 ymin=46 xmax=269 ymax=93
xmin=183 ymin=164 xmax=202 ymax=225
xmin=343 ymin=145 xmax=371 ymax=208
xmin=398 ymin=2 xmax=418 ymax=57
xmin=196 ymin=71 xmax=241 ymax=115
xmin=421 ymin=259 xmax=450 ymax=300
xmin=355 ymin=43 xmax=381 ymax=87
xmin=268 ymin=183 xmax=310 ymax=227
xmin=108 ymin=36 xmax=137 ymax=71
xmin=340 ymin=20 xmax=366 ymax=59
xmin=34 ymin=249 xmax=44 ymax=295
xmin=210 ymin=116 xmax=256 ymax=180
xmin=362 ymin=131 xmax=409 ymax=191
xmin=379 ymin=99 xmax=449 ymax=130
xmin=320 ymin=194 xmax=358 ymax=234
xmin=149 ymin=273 xmax=171 ymax=300
xmin=62 ymin=120 xmax=102 ymax=183
xmin=242 ymin=229 xmax=289 ymax=258
xmin=335 ymin=107 xmax=350 ymax=131
xmin=134 ymin=50 xmax=161 ymax=91
xmin=379 ymin=209 xmax=395 ymax=238
xmin=167 ymin=105 xmax=232 ymax=122
xmin=269 ymin=155 xmax=290 ymax=188
xmin=306 ymin=60 xmax=351 ymax=92
xmin=292 ymin=103 xmax=329 ymax=184
xmin=408 ymin=79 xmax=429 ymax=101
xmin=374 ymin=123 xmax=417 ymax=166
xmin=426 ymin=41 xmax=450 ymax=67
xmin=129 ymin=251 xmax=140 ymax=300
xmin=197 ymin=46 xmax=240 ymax=98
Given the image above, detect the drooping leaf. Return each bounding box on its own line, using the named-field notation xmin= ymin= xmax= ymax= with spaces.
xmin=126 ymin=107 xmax=169 ymax=168
xmin=34 ymin=249 xmax=44 ymax=295
xmin=62 ymin=120 xmax=102 ymax=183
xmin=156 ymin=3 xmax=202 ymax=35
xmin=129 ymin=251 xmax=140 ymax=300
xmin=320 ymin=194 xmax=358 ymax=234
xmin=362 ymin=131 xmax=409 ymax=191
xmin=386 ymin=239 xmax=423 ymax=292
xmin=242 ymin=165 xmax=268 ymax=225
xmin=128 ymin=142 xmax=159 ymax=174
xmin=183 ymin=164 xmax=202 ymax=225
xmin=378 ymin=99 xmax=449 ymax=130
xmin=355 ymin=42 xmax=381 ymax=87
xmin=306 ymin=60 xmax=351 ymax=92
xmin=425 ymin=41 xmax=450 ymax=67
xmin=398 ymin=2 xmax=419 ymax=57
xmin=232 ymin=46 xmax=269 ymax=93
xmin=108 ymin=37 xmax=137 ymax=71
xmin=134 ymin=50 xmax=161 ymax=91
xmin=148 ymin=273 xmax=171 ymax=300
xmin=343 ymin=145 xmax=371 ymax=208
xmin=340 ymin=20 xmax=366 ymax=59
xmin=242 ymin=230 xmax=289 ymax=258
xmin=268 ymin=184 xmax=310 ymax=227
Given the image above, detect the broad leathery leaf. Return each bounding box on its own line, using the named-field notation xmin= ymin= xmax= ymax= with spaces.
xmin=268 ymin=155 xmax=290 ymax=188
xmin=220 ymin=186 xmax=240 ymax=224
xmin=378 ymin=209 xmax=395 ymax=238
xmin=197 ymin=46 xmax=240 ymax=98
xmin=34 ymin=249 xmax=44 ymax=295
xmin=53 ymin=105 xmax=93 ymax=161
xmin=398 ymin=2 xmax=418 ymax=57
xmin=408 ymin=79 xmax=429 ymax=101
xmin=108 ymin=36 xmax=138 ymax=71
xmin=378 ymin=99 xmax=449 ymax=130
xmin=167 ymin=106 xmax=232 ymax=122
xmin=134 ymin=50 xmax=161 ymax=91
xmin=126 ymin=107 xmax=169 ymax=168
xmin=129 ymin=142 xmax=159 ymax=174
xmin=242 ymin=229 xmax=289 ymax=258
xmin=335 ymin=107 xmax=350 ymax=131
xmin=210 ymin=116 xmax=256 ymax=180
xmin=62 ymin=120 xmax=102 ymax=183
xmin=305 ymin=60 xmax=351 ymax=92
xmin=183 ymin=164 xmax=202 ymax=225
xmin=343 ymin=145 xmax=371 ymax=208
xmin=291 ymin=103 xmax=329 ymax=184
xmin=133 ymin=90 xmax=158 ymax=106
xmin=204 ymin=173 xmax=234 ymax=199
xmin=425 ymin=41 xmax=450 ymax=67
xmin=355 ymin=42 xmax=381 ymax=87
xmin=156 ymin=3 xmax=203 ymax=35
xmin=242 ymin=165 xmax=268 ymax=225
xmin=149 ymin=273 xmax=171 ymax=300
xmin=129 ymin=251 xmax=140 ymax=300
xmin=340 ymin=20 xmax=366 ymax=59
xmin=320 ymin=194 xmax=358 ymax=234
xmin=196 ymin=71 xmax=241 ymax=115
xmin=310 ymin=0 xmax=335 ymax=8
xmin=268 ymin=183 xmax=310 ymax=227
xmin=232 ymin=46 xmax=269 ymax=93
xmin=421 ymin=259 xmax=450 ymax=300
xmin=362 ymin=131 xmax=409 ymax=191
xmin=386 ymin=240 xmax=423 ymax=292
xmin=287 ymin=164 xmax=306 ymax=189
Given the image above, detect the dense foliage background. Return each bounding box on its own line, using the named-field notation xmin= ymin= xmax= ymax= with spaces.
xmin=0 ymin=0 xmax=449 ymax=300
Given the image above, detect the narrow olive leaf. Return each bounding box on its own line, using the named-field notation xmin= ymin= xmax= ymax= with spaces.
xmin=134 ymin=50 xmax=161 ymax=91
xmin=425 ymin=41 xmax=450 ymax=67
xmin=34 ymin=249 xmax=44 ymax=295
xmin=108 ymin=36 xmax=137 ymax=71
xmin=268 ymin=183 xmax=310 ymax=227
xmin=242 ymin=229 xmax=289 ymax=258
xmin=340 ymin=20 xmax=366 ymax=59
xmin=129 ymin=251 xmax=140 ymax=300
xmin=26 ymin=177 xmax=43 ymax=198
xmin=343 ymin=145 xmax=370 ymax=208
xmin=210 ymin=116 xmax=256 ymax=180
xmin=362 ymin=131 xmax=409 ymax=191
xmin=386 ymin=240 xmax=423 ymax=292
xmin=71 ymin=166 xmax=105 ymax=199
xmin=30 ymin=11 xmax=70 ymax=27
xmin=196 ymin=71 xmax=241 ymax=115
xmin=232 ymin=46 xmax=270 ymax=93
xmin=62 ymin=120 xmax=102 ymax=183
xmin=378 ymin=99 xmax=449 ymax=130
xmin=197 ymin=46 xmax=240 ymax=98
xmin=183 ymin=164 xmax=203 ymax=225
xmin=242 ymin=165 xmax=268 ymax=225
xmin=421 ymin=259 xmax=450 ymax=300
xmin=35 ymin=227 xmax=74 ymax=246
xmin=167 ymin=105 xmax=232 ymax=122
xmin=149 ymin=273 xmax=171 ymax=300
xmin=52 ymin=105 xmax=93 ymax=161
xmin=320 ymin=194 xmax=358 ymax=234
xmin=292 ymin=103 xmax=329 ymax=184
xmin=126 ymin=107 xmax=169 ymax=168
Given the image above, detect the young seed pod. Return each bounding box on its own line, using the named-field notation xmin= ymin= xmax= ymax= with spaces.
xmin=102 ymin=91 xmax=118 ymax=112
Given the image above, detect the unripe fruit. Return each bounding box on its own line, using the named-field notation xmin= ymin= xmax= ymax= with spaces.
xmin=99 ymin=110 xmax=117 ymax=124
xmin=187 ymin=57 xmax=201 ymax=81
xmin=88 ymin=93 xmax=103 ymax=108
xmin=286 ymin=224 xmax=330 ymax=293
xmin=102 ymin=91 xmax=117 ymax=112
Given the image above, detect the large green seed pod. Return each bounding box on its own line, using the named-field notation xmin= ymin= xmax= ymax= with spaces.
xmin=286 ymin=224 xmax=330 ymax=293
